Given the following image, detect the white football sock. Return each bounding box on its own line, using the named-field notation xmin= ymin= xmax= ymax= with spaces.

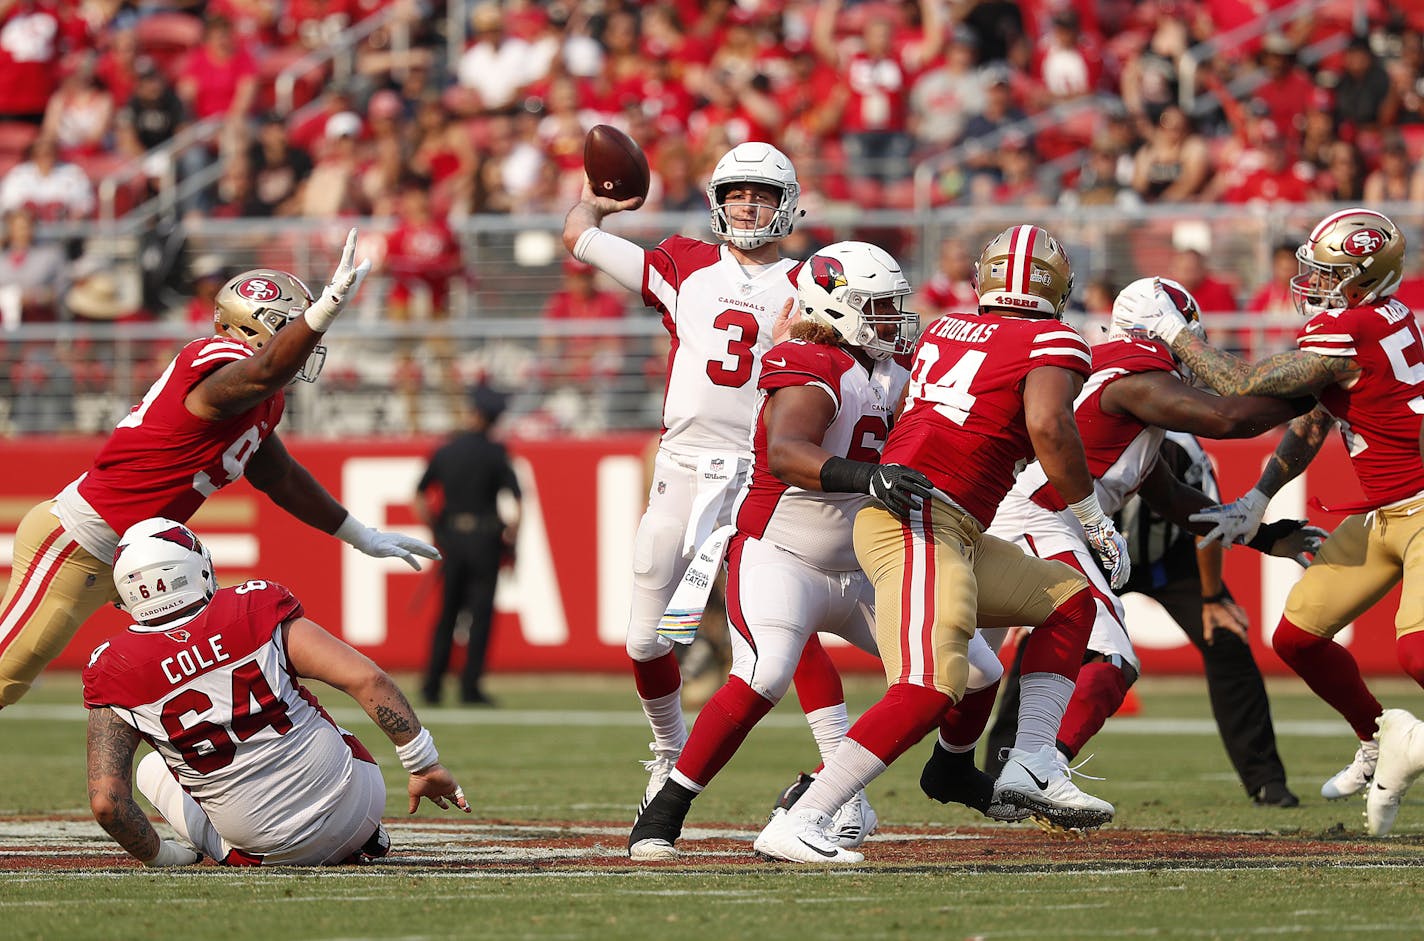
xmin=797 ymin=738 xmax=887 ymax=817
xmin=938 ymin=732 xmax=976 ymax=755
xmin=804 ymin=703 xmax=850 ymax=767
xmin=1015 ymin=671 xmax=1075 ymax=754
xmin=639 ymin=689 xmax=687 ymax=757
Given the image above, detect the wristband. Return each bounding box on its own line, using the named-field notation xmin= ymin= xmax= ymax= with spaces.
xmin=819 ymin=456 xmax=875 ymax=494
xmin=1201 ymin=586 xmax=1233 ymax=605
xmin=396 ymin=727 xmax=440 ymax=773
xmin=334 ymin=513 xmax=366 ymax=545
xmin=145 ymin=839 xmax=201 ymax=868
xmin=1067 ymin=493 xmax=1108 ymax=529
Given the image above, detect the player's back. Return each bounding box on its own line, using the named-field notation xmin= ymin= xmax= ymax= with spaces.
xmin=1299 ymin=298 xmax=1424 ymax=507
xmin=1011 ymin=337 xmax=1175 ymax=517
xmin=61 ymin=337 xmax=284 ymax=559
xmin=82 ymin=582 xmax=361 ymax=854
xmin=641 ymin=235 xmax=801 ymax=459
xmin=882 ymin=312 xmax=1092 ymax=527
xmin=734 ymin=339 xmax=909 ymax=570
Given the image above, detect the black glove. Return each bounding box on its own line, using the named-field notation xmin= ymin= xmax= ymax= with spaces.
xmin=1246 ymin=518 xmax=1327 ymax=566
xmin=821 ymin=457 xmax=934 ymax=517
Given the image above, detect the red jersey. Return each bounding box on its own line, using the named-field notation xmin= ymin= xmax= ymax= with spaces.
xmin=918 ymin=274 xmax=977 ymax=317
xmin=83 ymin=582 xmax=372 ymax=854
xmin=384 ymin=219 xmax=460 ymax=286
xmin=734 ymin=339 xmax=909 ymax=571
xmin=1018 ymin=338 xmax=1175 ymax=514
xmin=75 ymin=337 xmax=283 ymax=542
xmin=1297 ymin=298 xmax=1424 ymax=508
xmin=883 ymin=313 xmax=1092 ymax=527
xmin=0 ymin=1 xmax=63 ymax=116
xmin=842 ymin=52 xmax=911 ymax=133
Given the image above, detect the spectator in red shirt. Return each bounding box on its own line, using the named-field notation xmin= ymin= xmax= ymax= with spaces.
xmin=1170 ymin=247 xmax=1237 ymax=315
xmin=0 ymin=0 xmax=67 ymax=123
xmin=540 ymin=257 xmax=626 ymax=384
xmin=915 ymin=237 xmax=977 ymax=320
xmin=1221 ymin=133 xmax=1311 ymax=204
xmin=1243 ymin=240 xmax=1302 ymax=357
xmin=1248 ymin=33 xmax=1316 ymax=136
xmin=1036 ymin=9 xmax=1101 ymax=100
xmin=385 ymin=183 xmax=461 ymax=322
xmin=176 ymin=16 xmax=258 ymax=123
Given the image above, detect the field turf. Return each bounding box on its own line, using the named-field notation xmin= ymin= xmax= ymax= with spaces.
xmin=3 ymin=673 xmax=1422 ymax=940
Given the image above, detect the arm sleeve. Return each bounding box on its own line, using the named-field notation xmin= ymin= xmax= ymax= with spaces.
xmin=573 ymin=227 xmax=647 ymax=294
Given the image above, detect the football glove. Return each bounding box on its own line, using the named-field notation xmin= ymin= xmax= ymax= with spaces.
xmin=1246 ymin=518 xmax=1328 ymax=567
xmin=305 ymin=227 xmax=373 ymax=332
xmin=1115 ymin=277 xmax=1189 ymax=344
xmin=1082 ymin=518 xmax=1131 ymax=590
xmin=1190 ymin=488 xmax=1270 ymax=546
xmin=867 ymin=464 xmax=936 ymax=517
xmin=336 ymin=514 xmax=442 ymax=571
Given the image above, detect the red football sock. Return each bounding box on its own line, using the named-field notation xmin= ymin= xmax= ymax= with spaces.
xmin=1273 ymin=618 xmax=1382 ymax=740
xmin=673 ymin=677 xmax=774 ymax=787
xmin=846 ymin=682 xmax=951 ymax=765
xmin=1055 ymin=661 xmax=1130 ymax=758
xmin=937 ymin=681 xmax=999 ymax=749
xmin=792 ymin=634 xmax=844 ymax=713
xmin=631 ymin=650 xmax=682 ymax=700
xmin=1020 ymin=587 xmax=1094 ymax=681
xmin=1397 ymin=631 xmax=1424 ymax=688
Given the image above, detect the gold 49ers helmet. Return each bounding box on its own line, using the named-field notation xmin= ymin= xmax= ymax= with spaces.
xmin=213 ymin=269 xmax=325 ymax=382
xmin=973 ymin=224 xmax=1074 ymax=319
xmin=1291 ymin=208 xmax=1405 ymax=316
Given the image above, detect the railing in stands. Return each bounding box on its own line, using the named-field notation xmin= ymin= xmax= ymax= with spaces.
xmin=273 ymin=3 xmax=417 ymax=115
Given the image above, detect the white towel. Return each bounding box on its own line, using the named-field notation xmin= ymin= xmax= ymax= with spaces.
xmin=682 ymin=452 xmax=742 ymax=559
xmin=658 ymin=525 xmax=735 ymax=645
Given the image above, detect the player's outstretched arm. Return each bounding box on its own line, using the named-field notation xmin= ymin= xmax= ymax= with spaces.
xmin=285 ymin=619 xmax=471 ymax=815
xmin=87 ymin=707 xmax=200 ymax=866
xmin=1170 ymin=333 xmax=1358 ymax=400
xmin=562 ymin=181 xmax=647 ymax=293
xmin=188 ymin=229 xmax=372 ymax=421
xmin=1103 ymin=370 xmax=1309 ymax=440
xmin=246 ymin=435 xmax=440 ymax=570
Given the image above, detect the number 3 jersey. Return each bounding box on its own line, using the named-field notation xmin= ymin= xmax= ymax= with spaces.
xmin=53 ymin=337 xmax=284 ymax=562
xmin=1298 ymin=297 xmax=1424 ymax=508
xmin=82 ymin=582 xmax=369 ymax=855
xmin=733 ymin=339 xmax=910 ymax=571
xmin=880 ymin=313 xmax=1093 ymax=528
xmin=641 ymin=236 xmax=801 ymax=461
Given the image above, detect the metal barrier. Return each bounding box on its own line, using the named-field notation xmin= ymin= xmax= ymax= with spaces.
xmin=12 ymin=202 xmax=1423 ymax=438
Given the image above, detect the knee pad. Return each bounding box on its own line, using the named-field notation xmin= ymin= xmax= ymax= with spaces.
xmin=965 ymin=631 xmax=1004 ymax=692
xmin=626 ymin=629 xmax=674 ymax=663
xmin=631 ymin=513 xmax=687 ymax=592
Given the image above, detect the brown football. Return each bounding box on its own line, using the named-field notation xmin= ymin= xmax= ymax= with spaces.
xmin=583 ymin=124 xmax=650 ymax=202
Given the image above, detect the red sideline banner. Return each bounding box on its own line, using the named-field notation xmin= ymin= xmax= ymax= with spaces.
xmin=0 ymin=434 xmax=1401 ymax=676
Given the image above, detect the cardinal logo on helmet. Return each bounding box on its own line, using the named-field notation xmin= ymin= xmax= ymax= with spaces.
xmin=236 ymin=278 xmax=280 ymax=302
xmin=1343 ymin=229 xmax=1385 ymax=257
xmin=811 ymin=255 xmax=847 ymax=293
xmin=152 ymin=525 xmax=203 ymax=554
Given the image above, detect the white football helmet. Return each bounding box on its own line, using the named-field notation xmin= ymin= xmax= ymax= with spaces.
xmin=112 ymin=518 xmax=218 ymax=625
xmin=1291 ymin=207 xmax=1405 ymax=317
xmin=1111 ymin=277 xmax=1208 ymax=384
xmin=706 ymin=142 xmax=800 ymax=250
xmin=797 ymin=241 xmax=917 ymax=360
xmin=214 ymin=269 xmax=325 ymax=382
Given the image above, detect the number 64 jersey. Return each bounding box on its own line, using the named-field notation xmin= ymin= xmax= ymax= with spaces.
xmin=880 ymin=312 xmax=1093 ymax=528
xmin=53 ymin=337 xmax=283 ymax=563
xmin=82 ymin=582 xmax=369 ymax=856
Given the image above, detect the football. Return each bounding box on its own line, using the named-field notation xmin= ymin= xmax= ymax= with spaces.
xmin=583 ymin=124 xmax=650 ymax=202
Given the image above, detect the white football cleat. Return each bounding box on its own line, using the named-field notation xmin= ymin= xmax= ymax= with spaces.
xmin=830 ymin=790 xmax=878 ymax=848
xmin=992 ymin=746 xmax=1114 ymax=830
xmin=628 ymin=838 xmax=680 ymax=860
xmin=754 ymin=807 xmax=865 ymax=864
xmin=637 ymin=743 xmax=679 ymax=820
xmin=1366 ymin=709 xmax=1424 ymax=837
xmin=1321 ymin=737 xmax=1379 ymax=800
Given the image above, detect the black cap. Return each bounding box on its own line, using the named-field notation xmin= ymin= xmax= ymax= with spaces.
xmin=468 ymin=384 xmax=508 ymax=422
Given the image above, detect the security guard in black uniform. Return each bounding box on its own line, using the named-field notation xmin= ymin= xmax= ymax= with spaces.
xmin=415 ymin=385 xmax=521 ymax=706
xmin=985 ymin=433 xmax=1297 ymax=806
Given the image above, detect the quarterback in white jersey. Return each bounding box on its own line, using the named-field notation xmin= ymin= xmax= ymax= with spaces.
xmin=628 ymin=243 xmax=1003 ymax=859
xmin=563 ymin=142 xmax=858 ymax=816
xmin=83 ymin=519 xmax=468 ymax=868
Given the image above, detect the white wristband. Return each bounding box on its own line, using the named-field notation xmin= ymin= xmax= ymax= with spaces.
xmin=1067 ymin=493 xmax=1108 ymax=529
xmin=396 ymin=727 xmax=440 ymax=773
xmin=334 ymin=513 xmax=366 ymax=546
xmin=145 ymin=839 xmax=201 ymax=868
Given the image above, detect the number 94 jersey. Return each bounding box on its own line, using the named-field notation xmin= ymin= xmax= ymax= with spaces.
xmin=1299 ymin=297 xmax=1424 ymax=507
xmin=641 ymin=236 xmax=801 ymax=461
xmin=881 ymin=313 xmax=1092 ymax=528
xmin=58 ymin=337 xmax=284 ymax=562
xmin=82 ymin=581 xmax=368 ymax=856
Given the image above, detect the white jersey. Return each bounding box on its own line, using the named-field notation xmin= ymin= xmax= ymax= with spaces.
xmin=640 ymin=235 xmax=801 ymax=460
xmin=82 ymin=582 xmax=372 ymax=856
xmin=734 ymin=339 xmax=910 ymax=571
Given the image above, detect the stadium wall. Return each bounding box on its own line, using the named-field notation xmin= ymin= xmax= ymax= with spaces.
xmin=0 ymin=434 xmax=1400 ymax=676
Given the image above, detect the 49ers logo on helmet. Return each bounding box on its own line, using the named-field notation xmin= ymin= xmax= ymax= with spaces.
xmin=811 ymin=255 xmax=847 ymax=292
xmin=1342 ymin=228 xmax=1385 ymax=257
xmin=236 ymin=277 xmax=280 ymax=302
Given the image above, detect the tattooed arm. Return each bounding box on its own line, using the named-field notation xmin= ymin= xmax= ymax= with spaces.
xmin=1252 ymin=404 xmax=1336 ymax=498
xmin=284 ymin=617 xmax=470 ymax=813
xmin=87 ymin=707 xmax=161 ymax=862
xmin=1168 ymin=331 xmax=1360 ymax=398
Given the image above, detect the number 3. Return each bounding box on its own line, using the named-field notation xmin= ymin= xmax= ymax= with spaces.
xmin=706 ymin=309 xmax=759 ymax=388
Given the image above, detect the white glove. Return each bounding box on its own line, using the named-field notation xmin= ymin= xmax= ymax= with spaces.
xmin=1083 ymin=519 xmax=1131 ymax=590
xmin=144 ymin=839 xmax=201 ymax=868
xmin=336 ymin=514 xmax=442 ymax=571
xmin=1189 ymin=488 xmax=1270 ymax=546
xmin=305 ymin=227 xmax=373 ymax=333
xmin=1116 ymin=277 xmax=1189 ymax=344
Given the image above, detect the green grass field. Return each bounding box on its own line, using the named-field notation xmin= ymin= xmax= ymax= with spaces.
xmin=3 ymin=672 xmax=1423 ymax=941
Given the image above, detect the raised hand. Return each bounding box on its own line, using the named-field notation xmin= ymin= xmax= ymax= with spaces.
xmin=305 ymin=227 xmax=373 ymax=332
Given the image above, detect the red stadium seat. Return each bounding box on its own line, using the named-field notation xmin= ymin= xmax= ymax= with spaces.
xmin=135 ymin=12 xmax=204 ymax=74
xmin=0 ymin=122 xmax=39 ymax=156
